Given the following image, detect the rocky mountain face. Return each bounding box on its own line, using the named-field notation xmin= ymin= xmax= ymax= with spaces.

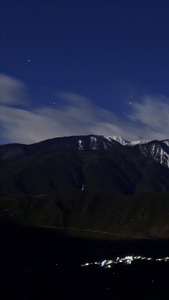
xmin=0 ymin=135 xmax=169 ymax=239
xmin=137 ymin=140 xmax=169 ymax=169
xmin=0 ymin=134 xmax=169 ymax=169
xmin=0 ymin=135 xmax=169 ymax=196
xmin=0 ymin=135 xmax=119 ymax=161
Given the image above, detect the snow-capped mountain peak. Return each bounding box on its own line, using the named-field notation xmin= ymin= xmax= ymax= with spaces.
xmin=105 ymin=136 xmax=131 ymax=145
xmin=104 ymin=136 xmax=169 ymax=169
xmin=105 ymin=136 xmax=149 ymax=146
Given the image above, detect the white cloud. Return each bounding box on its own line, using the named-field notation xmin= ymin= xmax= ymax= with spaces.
xmin=0 ymin=73 xmax=28 ymax=105
xmin=0 ymin=74 xmax=168 ymax=144
xmin=128 ymin=95 xmax=169 ymax=141
xmin=1 ymin=95 xmax=121 ymax=144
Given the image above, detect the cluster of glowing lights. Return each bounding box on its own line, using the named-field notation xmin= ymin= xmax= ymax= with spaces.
xmin=81 ymin=255 xmax=169 ymax=268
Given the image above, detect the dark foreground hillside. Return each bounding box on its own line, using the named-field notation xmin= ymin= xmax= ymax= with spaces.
xmin=0 ymin=222 xmax=169 ymax=300
xmin=1 ymin=191 xmax=169 ymax=239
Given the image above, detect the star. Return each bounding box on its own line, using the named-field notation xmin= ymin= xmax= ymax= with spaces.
xmin=28 ymin=59 xmax=31 ymax=62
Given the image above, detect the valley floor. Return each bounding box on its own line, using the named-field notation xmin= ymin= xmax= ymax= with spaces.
xmin=1 ymin=222 xmax=169 ymax=299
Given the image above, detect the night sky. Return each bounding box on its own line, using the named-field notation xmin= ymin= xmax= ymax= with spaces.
xmin=1 ymin=0 xmax=169 ymax=144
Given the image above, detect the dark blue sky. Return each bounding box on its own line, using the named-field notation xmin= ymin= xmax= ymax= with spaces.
xmin=1 ymin=0 xmax=169 ymax=144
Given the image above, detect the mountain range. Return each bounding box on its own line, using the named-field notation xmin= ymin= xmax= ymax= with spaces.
xmin=0 ymin=135 xmax=169 ymax=239
xmin=1 ymin=134 xmax=169 ymax=168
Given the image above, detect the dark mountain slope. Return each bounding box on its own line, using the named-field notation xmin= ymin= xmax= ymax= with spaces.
xmin=1 ymin=190 xmax=169 ymax=239
xmin=1 ymin=135 xmax=169 ymax=171
xmin=137 ymin=140 xmax=169 ymax=168
xmin=1 ymin=147 xmax=169 ymax=197
xmin=0 ymin=135 xmax=121 ymax=161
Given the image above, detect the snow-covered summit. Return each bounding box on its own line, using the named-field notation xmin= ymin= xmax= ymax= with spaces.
xmin=104 ymin=136 xmax=169 ymax=169
xmin=105 ymin=136 xmax=130 ymax=145
xmin=105 ymin=136 xmax=149 ymax=146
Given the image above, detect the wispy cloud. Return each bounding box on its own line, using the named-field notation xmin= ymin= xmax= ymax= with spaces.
xmin=128 ymin=95 xmax=169 ymax=140
xmin=0 ymin=74 xmax=168 ymax=144
xmin=0 ymin=73 xmax=28 ymax=105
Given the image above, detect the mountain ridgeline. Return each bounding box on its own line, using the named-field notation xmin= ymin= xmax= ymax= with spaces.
xmin=0 ymin=135 xmax=169 ymax=239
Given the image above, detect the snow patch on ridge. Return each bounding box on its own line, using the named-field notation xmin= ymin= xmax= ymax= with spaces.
xmin=90 ymin=136 xmax=98 ymax=150
xmin=78 ymin=139 xmax=84 ymax=150
xmin=155 ymin=146 xmax=169 ymax=168
xmin=138 ymin=141 xmax=169 ymax=169
xmin=163 ymin=140 xmax=169 ymax=147
xmin=130 ymin=140 xmax=149 ymax=145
